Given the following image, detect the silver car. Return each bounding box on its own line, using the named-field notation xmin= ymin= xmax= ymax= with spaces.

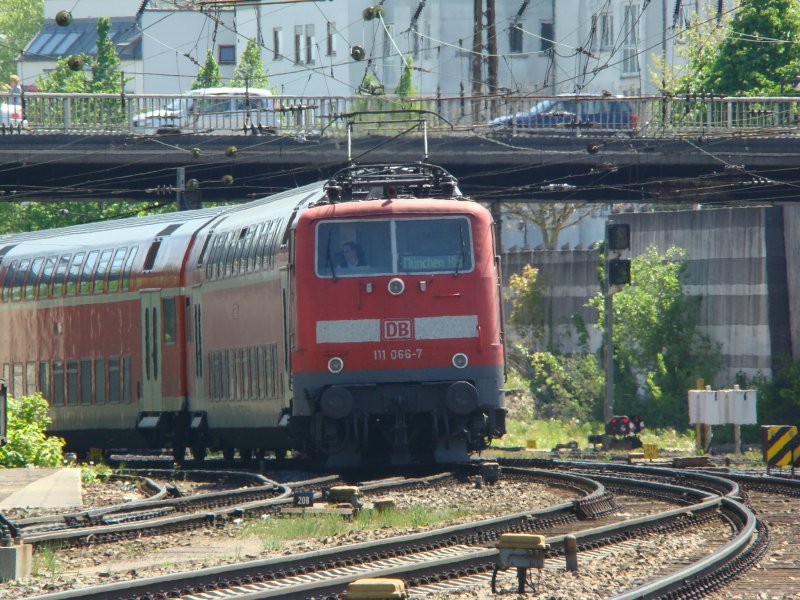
xmin=131 ymin=87 xmax=275 ymax=135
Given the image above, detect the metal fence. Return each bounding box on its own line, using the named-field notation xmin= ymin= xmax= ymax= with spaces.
xmin=3 ymin=91 xmax=800 ymax=137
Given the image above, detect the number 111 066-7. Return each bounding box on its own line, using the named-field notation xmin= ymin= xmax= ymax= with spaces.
xmin=373 ymin=349 xmax=423 ymax=360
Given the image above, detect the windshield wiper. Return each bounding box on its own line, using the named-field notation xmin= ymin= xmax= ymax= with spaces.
xmin=455 ymin=226 xmax=466 ymax=275
xmin=326 ymin=232 xmax=337 ymax=280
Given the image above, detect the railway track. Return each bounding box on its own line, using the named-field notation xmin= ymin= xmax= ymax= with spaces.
xmin=16 ymin=462 xmax=746 ymax=600
xmin=4 ymin=460 xmax=795 ymax=598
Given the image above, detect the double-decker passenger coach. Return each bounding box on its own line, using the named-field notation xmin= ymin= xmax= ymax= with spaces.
xmin=0 ymin=163 xmax=506 ymax=465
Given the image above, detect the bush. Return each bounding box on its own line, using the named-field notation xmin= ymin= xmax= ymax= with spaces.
xmin=0 ymin=394 xmax=65 ymax=467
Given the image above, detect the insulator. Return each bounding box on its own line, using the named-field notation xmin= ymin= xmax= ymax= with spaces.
xmin=67 ymin=55 xmax=84 ymax=71
xmin=350 ymin=45 xmax=366 ymax=61
xmin=225 ymin=146 xmax=237 ymax=157
xmin=55 ymin=10 xmax=73 ymax=26
xmin=221 ymin=175 xmax=234 ymax=186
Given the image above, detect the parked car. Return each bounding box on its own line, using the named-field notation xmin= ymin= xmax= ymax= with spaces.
xmin=490 ymin=93 xmax=638 ymax=131
xmin=130 ymin=87 xmax=275 ymax=134
xmin=0 ymin=100 xmax=28 ymax=129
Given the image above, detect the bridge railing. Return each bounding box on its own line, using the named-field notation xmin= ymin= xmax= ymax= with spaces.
xmin=3 ymin=92 xmax=800 ymax=137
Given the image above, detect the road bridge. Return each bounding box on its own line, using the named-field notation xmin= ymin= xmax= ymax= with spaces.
xmin=1 ymin=92 xmax=799 ymax=204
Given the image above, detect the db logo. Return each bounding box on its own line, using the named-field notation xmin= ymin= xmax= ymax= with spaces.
xmin=383 ymin=319 xmax=413 ymax=340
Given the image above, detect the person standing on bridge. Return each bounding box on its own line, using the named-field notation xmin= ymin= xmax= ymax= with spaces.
xmin=7 ymin=75 xmax=21 ymax=107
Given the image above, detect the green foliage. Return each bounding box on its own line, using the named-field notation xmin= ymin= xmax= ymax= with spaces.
xmin=0 ymin=200 xmax=175 ymax=235
xmin=590 ymin=246 xmax=722 ymax=428
xmin=0 ymin=0 xmax=44 ymax=87
xmin=35 ymin=54 xmax=92 ymax=93
xmin=80 ymin=462 xmax=113 ymax=483
xmin=495 ymin=416 xmax=696 ymax=452
xmin=507 ymin=264 xmax=544 ymax=348
xmin=91 ymin=17 xmax=123 ymax=94
xmin=0 ymin=394 xmax=65 ymax=467
xmin=738 ymin=357 xmax=800 ymax=425
xmin=674 ymin=0 xmax=800 ymax=95
xmin=193 ymin=49 xmax=223 ymax=90
xmin=231 ymin=39 xmax=271 ymax=88
xmin=528 ymin=351 xmax=604 ymax=421
xmin=394 ymin=56 xmax=417 ymax=99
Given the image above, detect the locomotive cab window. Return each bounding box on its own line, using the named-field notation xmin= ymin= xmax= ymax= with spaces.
xmin=315 ymin=217 xmax=474 ymax=277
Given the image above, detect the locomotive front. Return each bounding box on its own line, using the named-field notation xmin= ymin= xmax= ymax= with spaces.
xmin=289 ymin=165 xmax=506 ymax=465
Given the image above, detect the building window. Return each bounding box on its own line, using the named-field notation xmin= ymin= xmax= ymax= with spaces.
xmin=326 ymin=22 xmax=336 ymax=56
xmin=273 ymin=28 xmax=283 ymax=59
xmin=509 ymin=22 xmax=523 ymax=54
xmin=622 ymin=4 xmax=640 ymax=74
xmin=600 ymin=13 xmax=614 ymax=50
xmin=540 ymin=22 xmax=554 ymax=52
xmin=305 ymin=24 xmax=315 ymax=64
xmin=218 ymin=45 xmax=235 ymax=64
xmin=294 ymin=25 xmax=304 ymax=64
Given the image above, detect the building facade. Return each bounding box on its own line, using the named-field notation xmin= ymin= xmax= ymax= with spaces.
xmin=19 ymin=1 xmax=729 ymax=97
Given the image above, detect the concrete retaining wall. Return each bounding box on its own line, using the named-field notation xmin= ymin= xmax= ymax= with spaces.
xmin=502 ymin=205 xmax=796 ymax=385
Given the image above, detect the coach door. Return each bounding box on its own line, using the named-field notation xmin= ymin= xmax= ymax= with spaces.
xmin=140 ymin=290 xmax=163 ymax=412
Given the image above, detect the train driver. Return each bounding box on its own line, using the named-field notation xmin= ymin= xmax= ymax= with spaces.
xmin=340 ymin=241 xmax=366 ymax=267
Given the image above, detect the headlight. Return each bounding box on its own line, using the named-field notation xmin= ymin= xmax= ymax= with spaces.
xmin=452 ymin=353 xmax=468 ymax=368
xmin=388 ymin=278 xmax=405 ymax=296
xmin=327 ymin=357 xmax=344 ymax=373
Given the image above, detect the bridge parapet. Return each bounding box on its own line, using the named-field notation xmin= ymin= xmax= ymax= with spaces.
xmin=3 ymin=92 xmax=800 ymax=138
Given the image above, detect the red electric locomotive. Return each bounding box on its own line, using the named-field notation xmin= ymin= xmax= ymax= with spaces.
xmin=0 ymin=163 xmax=506 ymax=465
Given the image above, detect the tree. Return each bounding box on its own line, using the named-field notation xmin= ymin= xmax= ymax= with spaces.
xmin=0 ymin=0 xmax=43 ymax=86
xmin=507 ymin=203 xmax=598 ymax=248
xmin=0 ymin=200 xmax=175 ymax=234
xmin=36 ymin=17 xmax=125 ymax=93
xmin=674 ymin=0 xmax=800 ymax=95
xmin=394 ymin=56 xmax=417 ymax=98
xmin=90 ymin=16 xmax=123 ymax=93
xmin=0 ymin=394 xmax=65 ymax=468
xmin=590 ymin=246 xmax=722 ymax=427
xmin=507 ymin=263 xmax=545 ymax=350
xmin=193 ymin=49 xmax=222 ymax=90
xmin=231 ymin=39 xmax=270 ymax=88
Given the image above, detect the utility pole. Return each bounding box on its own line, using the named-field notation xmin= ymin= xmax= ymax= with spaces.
xmin=486 ymin=0 xmax=498 ymax=120
xmin=471 ymin=0 xmax=483 ymax=122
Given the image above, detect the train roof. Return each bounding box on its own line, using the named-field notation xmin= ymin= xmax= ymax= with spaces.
xmin=0 ymin=181 xmax=327 ymax=260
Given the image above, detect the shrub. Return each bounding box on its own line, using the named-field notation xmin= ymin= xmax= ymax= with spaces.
xmin=0 ymin=394 xmax=65 ymax=467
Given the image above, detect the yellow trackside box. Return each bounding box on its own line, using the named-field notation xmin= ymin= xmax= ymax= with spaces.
xmin=496 ymin=533 xmax=547 ymax=550
xmin=761 ymin=425 xmax=800 ymax=467
xmin=343 ymin=578 xmax=407 ymax=599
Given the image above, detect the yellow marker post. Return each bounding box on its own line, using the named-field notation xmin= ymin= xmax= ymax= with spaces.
xmin=643 ymin=444 xmax=659 ymax=461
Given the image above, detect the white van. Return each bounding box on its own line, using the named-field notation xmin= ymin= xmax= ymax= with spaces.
xmin=131 ymin=87 xmax=275 ymax=134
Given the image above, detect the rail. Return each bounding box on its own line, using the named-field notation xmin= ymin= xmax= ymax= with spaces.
xmin=3 ymin=92 xmax=800 ymax=137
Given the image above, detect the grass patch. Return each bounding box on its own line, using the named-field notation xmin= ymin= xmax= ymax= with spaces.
xmin=32 ymin=543 xmax=64 ymax=579
xmin=494 ymin=417 xmax=696 ymax=452
xmin=240 ymin=504 xmax=479 ymax=552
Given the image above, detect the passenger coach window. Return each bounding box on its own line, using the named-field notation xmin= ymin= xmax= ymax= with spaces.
xmin=66 ymin=252 xmax=85 ymax=296
xmin=52 ymin=255 xmax=71 ymax=297
xmin=162 ymin=297 xmax=176 ymax=344
xmin=53 ymin=361 xmax=65 ymax=405
xmin=66 ymin=359 xmax=78 ymax=405
xmin=93 ymin=250 xmax=113 ymax=293
xmin=39 ymin=256 xmax=57 ymax=298
xmin=122 ymin=247 xmax=138 ymax=290
xmin=38 ymin=361 xmax=50 ymax=400
xmin=25 ymin=258 xmax=43 ymax=301
xmin=1 ymin=260 xmax=16 ymax=302
xmin=79 ymin=250 xmax=99 ymax=295
xmin=11 ymin=258 xmax=30 ymax=301
xmin=108 ymin=248 xmax=127 ymax=292
xmin=315 ymin=217 xmax=474 ymax=277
